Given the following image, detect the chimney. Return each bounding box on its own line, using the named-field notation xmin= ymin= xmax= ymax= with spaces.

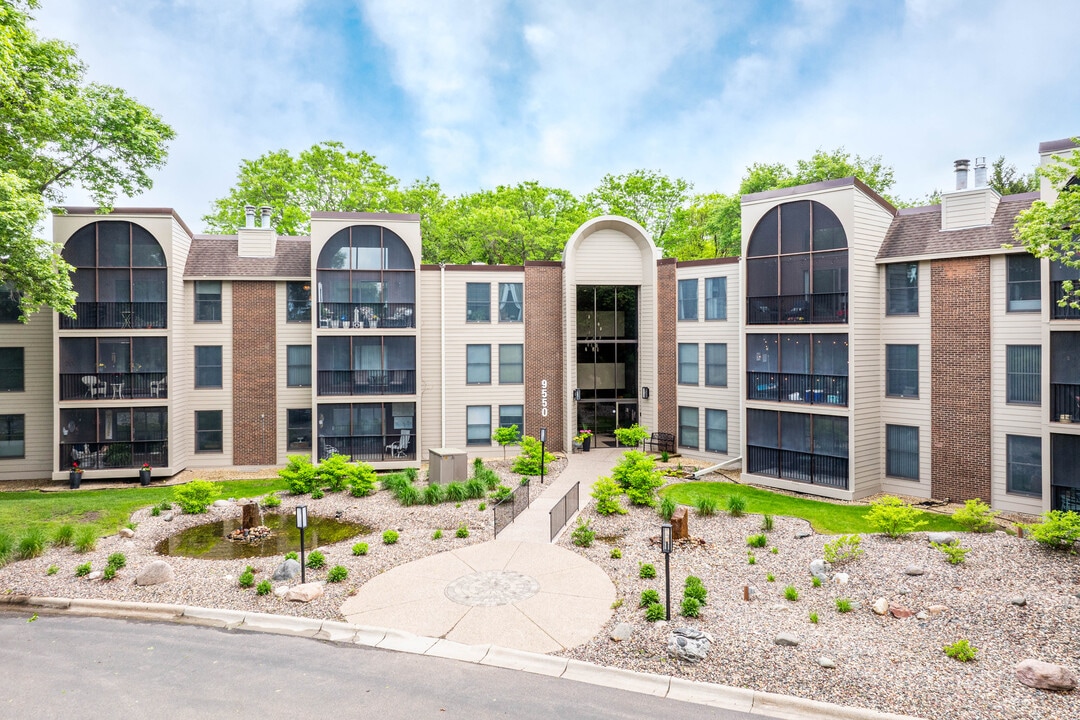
xmin=954 ymin=159 xmax=970 ymax=190
xmin=259 ymin=206 xmax=272 ymax=229
xmin=973 ymin=157 xmax=987 ymax=188
xmin=244 ymin=205 xmax=256 ymax=228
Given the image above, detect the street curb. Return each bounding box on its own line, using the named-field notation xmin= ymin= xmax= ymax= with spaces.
xmin=1 ymin=597 xmax=927 ymax=720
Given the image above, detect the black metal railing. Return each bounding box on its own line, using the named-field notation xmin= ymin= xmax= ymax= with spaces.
xmin=746 ymin=445 xmax=848 ymax=489
xmin=60 ymin=372 xmax=168 ymax=401
xmin=317 ymin=435 xmax=415 ymax=462
xmin=59 ymin=301 xmax=167 ymax=330
xmin=746 ymin=372 xmax=848 ymax=406
xmin=316 ymin=369 xmax=416 ymax=396
xmin=549 ymin=482 xmax=580 ymax=542
xmin=61 ymin=441 xmax=168 ymax=471
xmin=1051 ymin=282 xmax=1080 ymax=320
xmin=747 ymin=293 xmax=848 ymax=325
xmin=317 ymin=302 xmax=415 ymax=329
xmin=1051 ymin=383 xmax=1080 ymax=422
xmin=494 ymin=481 xmax=531 ymax=538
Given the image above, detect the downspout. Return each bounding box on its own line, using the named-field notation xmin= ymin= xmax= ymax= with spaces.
xmin=692 ymin=455 xmax=743 ymax=478
xmin=440 ymin=263 xmax=446 ymax=448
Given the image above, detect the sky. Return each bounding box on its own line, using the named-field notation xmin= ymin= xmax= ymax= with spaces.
xmin=31 ymin=0 xmax=1080 ymax=234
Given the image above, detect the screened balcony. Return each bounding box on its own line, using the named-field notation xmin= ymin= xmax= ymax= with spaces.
xmin=317 ymin=434 xmax=415 ymax=462
xmin=747 ymin=293 xmax=847 ymax=325
xmin=746 ymin=333 xmax=848 ymax=406
xmin=745 ymin=446 xmax=849 ymax=489
xmin=1051 ymin=332 xmax=1080 ymax=422
xmin=61 ymin=440 xmax=168 ymax=470
xmin=317 ymin=401 xmax=415 ymax=462
xmin=317 ymin=336 xmax=415 ymax=397
xmin=316 ymin=369 xmax=416 ymax=396
xmin=59 ymin=301 xmax=167 ymax=330
xmin=746 ymin=372 xmax=848 ymax=406
xmin=745 ymin=409 xmax=849 ymax=490
xmin=316 ymin=302 xmax=415 ymax=329
xmin=60 ymin=372 xmax=168 ymax=401
xmin=59 ymin=405 xmax=168 ymax=470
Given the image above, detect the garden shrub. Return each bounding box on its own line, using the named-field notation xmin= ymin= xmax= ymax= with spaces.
xmin=478 ymin=502 xmax=486 ymax=511
xmin=658 ymin=495 xmax=676 ymax=521
xmin=327 ymin=565 xmax=348 ymax=583
xmin=381 ymin=472 xmax=410 ymax=494
xmin=660 ymin=451 xmax=669 ymax=463
xmin=863 ymin=495 xmax=928 ymax=537
xmin=1027 ymin=510 xmax=1080 ymax=550
xmin=684 ymin=576 xmax=707 ymax=605
xmin=640 ymin=589 xmax=660 ymax=607
xmin=102 ymin=565 xmax=117 ymax=581
xmin=932 ymin=540 xmax=971 ymax=564
xmin=611 ymin=451 xmax=664 ymax=507
xmin=172 ymin=479 xmax=223 ymax=514
xmin=571 ymin=518 xmax=594 ymax=547
xmin=316 ymin=453 xmax=352 ymax=492
xmin=46 ymin=564 xmax=58 ymax=575
xmin=680 ymin=596 xmax=701 ymax=618
xmin=835 ymin=598 xmax=853 ymax=613
xmin=823 ymin=534 xmax=863 ymax=564
xmin=382 ymin=529 xmax=399 ymax=544
xmin=726 ymin=494 xmax=747 ymax=517
xmin=456 ymin=524 xmax=470 ymax=539
xmin=943 ymin=639 xmax=978 ymax=662
xmin=784 ymin=585 xmax=799 ymax=601
xmin=423 ymin=483 xmax=445 ymax=505
xmin=432 ymin=528 xmax=443 ymax=540
xmin=811 ymin=576 xmax=822 ymax=588
xmin=952 ymin=498 xmax=999 ymax=533
xmin=262 ymin=492 xmax=282 ymax=508
xmin=404 ymin=467 xmax=418 ymax=482
xmin=75 ymin=562 xmax=91 ymax=577
xmin=747 ymin=533 xmax=767 ymax=548
xmin=279 ymin=455 xmax=317 ymax=496
xmin=348 ymin=462 xmax=378 ymax=497
xmin=770 ymin=546 xmax=779 ymax=555
xmin=645 ymin=603 xmax=665 ymax=622
xmin=464 ymin=478 xmax=487 ymax=500
xmin=511 ymin=435 xmax=555 ymax=477
xmin=106 ymin=552 xmax=126 ymax=570
xmin=747 ymin=553 xmax=756 ymax=565
xmin=305 ymin=550 xmax=326 ymax=569
xmin=490 ymin=485 xmax=512 ymax=503
xmin=52 ymin=524 xmax=75 ymax=547
xmin=766 ymin=573 xmax=775 ymax=582
xmin=352 ymin=542 xmax=369 ymax=556
xmin=610 ymin=547 xmax=622 ymax=559
xmin=238 ymin=567 xmax=255 ymax=588
xmin=614 ymin=423 xmax=649 ymax=449
xmin=445 ymin=482 xmax=468 ymax=503
xmin=591 ymin=476 xmax=627 ymax=515
xmin=158 ymin=500 xmax=172 ymax=512
xmin=256 ymin=580 xmax=272 ymax=595
xmin=311 ymin=487 xmax=325 ymax=500
xmin=695 ymin=497 xmax=718 ymax=517
xmin=809 ymin=612 xmax=819 ymax=624
xmin=284 ymin=551 xmax=298 ymax=561
xmin=639 ymin=562 xmax=657 ymax=579
xmin=17 ymin=527 xmax=48 ymax=560
xmin=395 ymin=483 xmax=422 ymax=507
xmin=150 ymin=506 xmax=161 ymax=517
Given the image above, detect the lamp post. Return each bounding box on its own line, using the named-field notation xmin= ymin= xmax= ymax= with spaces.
xmin=296 ymin=505 xmax=308 ymax=584
xmin=661 ymin=523 xmax=673 ymax=621
xmin=539 ymin=427 xmax=547 ymax=485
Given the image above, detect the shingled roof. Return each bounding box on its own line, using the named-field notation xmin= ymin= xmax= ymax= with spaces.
xmin=184 ymin=236 xmax=311 ymax=278
xmin=876 ymin=192 xmax=1038 ymax=261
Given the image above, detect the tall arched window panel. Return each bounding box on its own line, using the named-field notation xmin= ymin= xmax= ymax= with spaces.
xmin=746 ymin=201 xmax=847 ymax=325
xmin=315 ymin=225 xmax=416 ymax=329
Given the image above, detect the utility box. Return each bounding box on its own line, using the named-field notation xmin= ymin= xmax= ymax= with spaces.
xmin=428 ymin=448 xmax=468 ymax=485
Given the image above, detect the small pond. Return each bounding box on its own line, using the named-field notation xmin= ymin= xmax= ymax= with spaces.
xmin=154 ymin=513 xmax=372 ymax=560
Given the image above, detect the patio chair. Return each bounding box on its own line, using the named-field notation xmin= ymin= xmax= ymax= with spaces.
xmin=386 ymin=428 xmax=411 ymax=458
xmin=150 ymin=375 xmax=167 ymax=398
xmin=319 ymin=438 xmax=339 ymax=460
xmin=81 ymin=375 xmax=104 ymax=399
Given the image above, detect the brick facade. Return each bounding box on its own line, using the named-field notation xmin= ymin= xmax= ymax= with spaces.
xmin=232 ymin=281 xmax=277 ymax=465
xmin=523 ymin=262 xmax=565 ymax=451
xmin=930 ymin=258 xmax=991 ymax=502
xmin=655 ymin=259 xmax=678 ymax=437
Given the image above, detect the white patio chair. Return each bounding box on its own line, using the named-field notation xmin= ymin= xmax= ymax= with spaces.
xmin=81 ymin=375 xmax=103 ymax=399
xmin=386 ymin=428 xmax=411 ymax=458
xmin=150 ymin=375 xmax=167 ymax=398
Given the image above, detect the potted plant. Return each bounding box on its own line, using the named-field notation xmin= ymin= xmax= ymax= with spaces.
xmin=575 ymin=429 xmax=593 ymax=452
xmin=139 ymin=462 xmax=152 ymax=486
xmin=69 ymin=462 xmax=83 ymax=489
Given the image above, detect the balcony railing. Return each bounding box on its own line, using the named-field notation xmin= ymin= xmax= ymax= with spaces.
xmin=59 ymin=301 xmax=167 ymax=330
xmin=60 ymin=372 xmax=168 ymax=401
xmin=746 ymin=445 xmax=848 ymax=489
xmin=316 ymin=369 xmax=416 ymax=396
xmin=61 ymin=441 xmax=168 ymax=471
xmin=746 ymin=372 xmax=848 ymax=406
xmin=747 ymin=293 xmax=848 ymax=325
xmin=1051 ymin=383 xmax=1080 ymax=422
xmin=317 ymin=302 xmax=415 ymax=329
xmin=318 ymin=435 xmax=415 ymax=462
xmin=1051 ymin=282 xmax=1080 ymax=320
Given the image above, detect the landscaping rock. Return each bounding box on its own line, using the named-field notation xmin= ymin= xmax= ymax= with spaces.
xmin=809 ymin=559 xmax=828 ymax=581
xmin=118 ymin=527 xmax=135 ymax=538
xmin=212 ymin=499 xmax=232 ymax=508
xmin=272 ymin=559 xmax=301 ymax=582
xmin=1015 ymin=659 xmax=1078 ymax=691
xmin=162 ymin=512 xmax=174 ymax=522
xmin=872 ymin=598 xmax=889 ymax=615
xmin=889 ymin=603 xmax=915 ymax=619
xmin=774 ymin=633 xmax=801 ymax=647
xmin=904 ymin=566 xmax=926 ymax=576
xmin=916 ymin=611 xmax=929 ymax=620
xmin=273 ymin=585 xmax=289 ymax=598
xmin=241 ymin=502 xmax=263 ymax=530
xmin=667 ymin=627 xmax=713 ymax=663
xmin=927 ymin=604 xmax=949 ymax=617
xmin=928 ymin=532 xmax=956 ymax=544
xmin=818 ymin=656 xmax=837 ymax=668
xmin=610 ymin=623 xmax=634 ymax=642
xmin=833 ymin=572 xmax=849 ymax=585
xmin=135 ymin=560 xmax=174 ymax=586
xmin=87 ymin=571 xmax=103 ymax=580
xmin=671 ymin=507 xmax=689 ymax=540
xmin=1011 ymin=596 xmax=1028 ymax=607
xmin=286 ymin=582 xmax=325 ymax=603
xmin=795 ymin=530 xmax=812 ymax=539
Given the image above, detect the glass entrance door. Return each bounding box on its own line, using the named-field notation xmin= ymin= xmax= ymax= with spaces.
xmin=575 ymin=285 xmax=639 ymax=443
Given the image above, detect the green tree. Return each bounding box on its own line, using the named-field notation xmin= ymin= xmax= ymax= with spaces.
xmin=989 ymin=156 xmax=1038 ymax=196
xmin=587 ymin=169 xmax=691 ymax=246
xmin=492 ymin=424 xmax=521 ymax=460
xmin=1 ymin=0 xmax=175 ymax=319
xmin=663 ymin=192 xmax=741 ymax=259
xmin=1013 ymin=144 xmax=1080 ymax=309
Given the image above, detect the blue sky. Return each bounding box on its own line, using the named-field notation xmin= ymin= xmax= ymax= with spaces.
xmin=33 ymin=0 xmax=1080 ymax=233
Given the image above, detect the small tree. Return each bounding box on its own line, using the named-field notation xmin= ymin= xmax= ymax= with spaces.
xmin=614 ymin=423 xmax=649 ymax=450
xmin=611 ymin=450 xmax=664 ymax=506
xmin=511 ymin=435 xmax=555 ymax=477
xmin=492 ymin=424 xmax=521 ymax=460
xmin=591 ymin=476 xmax=627 ymax=515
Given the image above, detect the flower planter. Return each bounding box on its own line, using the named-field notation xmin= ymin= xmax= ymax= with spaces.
xmin=139 ymin=469 xmax=152 ymax=486
xmin=69 ymin=471 xmax=81 ymax=489
xmin=582 ymin=435 xmax=591 ymax=452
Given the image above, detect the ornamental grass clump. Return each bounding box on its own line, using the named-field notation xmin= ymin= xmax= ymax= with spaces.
xmin=73 ymin=525 xmax=97 ymax=553
xmin=52 ymin=524 xmax=75 ymax=547
xmin=423 ymin=483 xmax=445 ymax=506
xmin=695 ymin=497 xmax=718 ymax=517
xmin=747 ymin=533 xmax=767 ymax=548
xmin=658 ymin=495 xmax=677 ymax=522
xmin=726 ymin=494 xmax=747 ymax=517
xmin=17 ymin=527 xmax=48 ymax=560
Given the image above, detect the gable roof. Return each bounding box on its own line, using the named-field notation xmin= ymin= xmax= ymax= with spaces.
xmin=184 ymin=236 xmax=311 ymax=278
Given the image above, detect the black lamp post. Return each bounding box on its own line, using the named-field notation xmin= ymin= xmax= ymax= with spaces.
xmin=296 ymin=505 xmax=308 ymax=584
xmin=661 ymin=523 xmax=673 ymax=621
xmin=539 ymin=427 xmax=547 ymax=485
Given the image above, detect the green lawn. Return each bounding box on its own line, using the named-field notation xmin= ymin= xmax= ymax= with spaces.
xmin=0 ymin=478 xmax=288 ymax=541
xmin=660 ymin=481 xmax=966 ymax=535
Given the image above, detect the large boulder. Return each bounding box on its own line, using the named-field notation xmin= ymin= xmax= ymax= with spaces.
xmin=136 ymin=560 xmax=174 ymax=586
xmin=1015 ymin=659 xmax=1078 ymax=691
xmin=809 ymin=559 xmax=828 ymax=582
xmin=286 ymin=582 xmax=325 ymax=603
xmin=670 ymin=507 xmax=689 ymax=541
xmin=667 ymin=627 xmax=713 ymax=663
xmin=272 ymin=559 xmax=301 ymax=582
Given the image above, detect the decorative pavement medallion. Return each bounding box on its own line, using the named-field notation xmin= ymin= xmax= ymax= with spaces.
xmin=444 ymin=570 xmax=541 ymax=606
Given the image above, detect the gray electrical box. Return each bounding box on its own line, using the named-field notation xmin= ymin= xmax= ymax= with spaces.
xmin=428 ymin=448 xmax=468 ymax=485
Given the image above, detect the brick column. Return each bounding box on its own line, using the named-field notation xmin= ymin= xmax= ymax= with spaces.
xmin=232 ymin=281 xmax=277 ymax=465
xmin=930 ymin=257 xmax=991 ymax=502
xmin=656 ymin=259 xmax=678 ymax=437
xmin=524 ymin=262 xmax=565 ymax=451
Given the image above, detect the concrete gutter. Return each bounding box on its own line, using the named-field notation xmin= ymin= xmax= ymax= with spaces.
xmin=0 ymin=595 xmax=925 ymax=720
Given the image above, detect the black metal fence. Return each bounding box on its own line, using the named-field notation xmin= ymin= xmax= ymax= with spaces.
xmin=746 ymin=371 xmax=848 ymax=406
xmin=747 ymin=293 xmax=848 ymax=325
xmin=60 ymin=372 xmax=168 ymax=401
xmin=59 ymin=301 xmax=167 ymax=330
xmin=316 ymin=302 xmax=416 ymax=329
xmin=316 ymin=369 xmax=416 ymax=396
xmin=493 ymin=481 xmax=531 ymax=537
xmin=549 ymin=482 xmax=580 ymax=542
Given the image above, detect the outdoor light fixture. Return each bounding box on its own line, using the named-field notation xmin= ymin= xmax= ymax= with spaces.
xmin=573 ymin=389 xmax=581 ymax=401
xmin=296 ymin=505 xmax=309 ymax=584
xmin=661 ymin=523 xmax=673 ymax=621
xmin=641 ymin=387 xmax=650 ymax=400
xmin=539 ymin=427 xmax=548 ymax=485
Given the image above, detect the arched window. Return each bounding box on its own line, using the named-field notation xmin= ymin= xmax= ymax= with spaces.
xmin=746 ymin=201 xmax=847 ymax=325
xmin=315 ymin=226 xmax=415 ymax=328
xmin=60 ymin=221 xmax=167 ymax=329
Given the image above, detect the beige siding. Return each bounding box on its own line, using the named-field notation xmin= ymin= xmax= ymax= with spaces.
xmin=419 ymin=269 xmax=444 ymax=452
xmin=0 ymin=310 xmax=53 ymax=482
xmin=181 ymin=280 xmax=234 ymax=468
xmin=168 ymin=218 xmax=193 ymax=473
xmin=941 ymin=189 xmax=1000 ymax=231
xmin=276 ymin=280 xmax=313 ymax=464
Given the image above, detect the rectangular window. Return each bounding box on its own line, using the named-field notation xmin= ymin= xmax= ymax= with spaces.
xmin=286 ymin=281 xmax=311 ymax=323
xmin=886 ymin=424 xmax=919 ymax=480
xmin=498 ymin=282 xmax=523 ymax=322
xmin=678 ymin=343 xmax=698 ymax=385
xmin=704 ymin=343 xmax=727 ymax=387
xmin=677 ymin=279 xmax=698 ymax=320
xmin=1006 ymin=345 xmax=1041 ymax=404
xmin=885 ymin=344 xmax=918 ymax=398
xmin=287 ymin=408 xmax=312 ymax=451
xmin=287 ymin=345 xmax=312 ymax=387
xmin=195 ymin=410 xmax=223 ymax=453
xmin=886 ymin=262 xmax=918 ymax=315
xmin=0 ymin=283 xmax=21 ymax=323
xmin=499 ymin=344 xmax=523 ymax=384
xmin=1007 ymin=255 xmax=1041 ymax=312
xmin=705 ymin=409 xmax=728 ymax=454
xmin=0 ymin=347 xmax=24 ymax=392
xmin=704 ymin=277 xmax=727 ymax=320
xmin=499 ymin=404 xmax=524 ymax=431
xmin=466 ymin=282 xmax=491 ymax=323
xmin=1007 ymin=434 xmax=1041 ymax=497
xmin=194 ymin=280 xmax=222 ymax=323
xmin=466 ymin=405 xmax=491 ymax=446
xmin=678 ymin=406 xmax=699 ymax=449
xmin=195 ymin=346 xmax=223 ymax=388
xmin=0 ymin=414 xmax=24 ymax=458
xmin=466 ymin=344 xmax=491 ymax=384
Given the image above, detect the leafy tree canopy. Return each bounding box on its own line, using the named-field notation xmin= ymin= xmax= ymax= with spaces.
xmin=989 ymin=155 xmax=1038 ymax=196
xmin=586 ymin=169 xmax=691 ymax=246
xmin=1 ymin=0 xmax=175 ymax=319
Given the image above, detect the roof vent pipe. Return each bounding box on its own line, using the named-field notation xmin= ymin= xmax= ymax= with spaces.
xmin=954 ymin=159 xmax=970 ymax=190
xmin=244 ymin=205 xmax=256 ymax=228
xmin=259 ymin=206 xmax=272 ymax=229
xmin=973 ymin=157 xmax=987 ymax=188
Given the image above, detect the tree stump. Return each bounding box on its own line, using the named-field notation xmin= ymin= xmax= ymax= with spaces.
xmin=242 ymin=502 xmax=263 ymax=530
xmin=671 ymin=507 xmax=689 ymax=540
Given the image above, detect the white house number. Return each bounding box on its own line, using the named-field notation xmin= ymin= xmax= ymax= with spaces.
xmin=541 ymin=379 xmax=548 ymax=417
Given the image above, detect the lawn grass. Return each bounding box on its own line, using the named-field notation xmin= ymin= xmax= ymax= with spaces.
xmin=660 ymin=482 xmax=966 ymax=535
xmin=0 ymin=478 xmax=288 ymax=540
